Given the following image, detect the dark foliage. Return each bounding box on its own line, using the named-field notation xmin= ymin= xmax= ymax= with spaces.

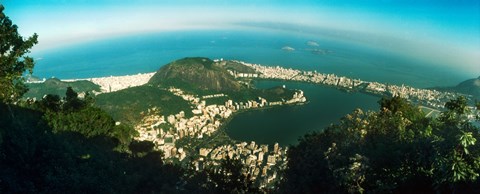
xmin=279 ymin=96 xmax=480 ymax=194
xmin=182 ymin=156 xmax=261 ymax=194
xmin=0 ymin=102 xmax=185 ymax=193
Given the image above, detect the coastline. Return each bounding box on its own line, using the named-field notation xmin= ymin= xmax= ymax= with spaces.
xmin=62 ymin=72 xmax=155 ymax=93
xmin=219 ymin=100 xmax=309 ymax=145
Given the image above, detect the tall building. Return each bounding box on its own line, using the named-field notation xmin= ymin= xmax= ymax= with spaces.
xmin=167 ymin=115 xmax=176 ymax=124
xmin=179 ymin=129 xmax=184 ymax=138
xmin=250 ymin=141 xmax=256 ymax=150
xmin=258 ymin=152 xmax=264 ymax=162
xmin=262 ymin=145 xmax=268 ymax=153
xmin=267 ymin=155 xmax=276 ymax=165
xmin=171 ymin=147 xmax=177 ymax=157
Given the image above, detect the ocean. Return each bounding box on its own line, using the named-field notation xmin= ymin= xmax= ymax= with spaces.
xmin=31 ymin=29 xmax=470 ymax=145
xmin=32 ymin=29 xmax=467 ymax=88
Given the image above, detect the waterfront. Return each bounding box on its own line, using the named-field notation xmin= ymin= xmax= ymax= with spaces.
xmin=49 ymin=57 xmax=466 ymax=146
xmin=224 ymin=80 xmax=380 ymax=146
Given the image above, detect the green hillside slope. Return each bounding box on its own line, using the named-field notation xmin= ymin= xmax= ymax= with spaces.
xmin=25 ymin=78 xmax=100 ymax=99
xmin=148 ymin=57 xmax=243 ymax=92
xmin=95 ymin=85 xmax=192 ymax=123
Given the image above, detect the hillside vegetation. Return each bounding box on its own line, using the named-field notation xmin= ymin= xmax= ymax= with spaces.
xmin=223 ymin=60 xmax=257 ymax=74
xmin=148 ymin=57 xmax=296 ymax=102
xmin=433 ymin=76 xmax=480 ymax=100
xmin=95 ymin=85 xmax=192 ymax=123
xmin=149 ymin=57 xmax=243 ymax=92
xmin=453 ymin=76 xmax=480 ymax=98
xmin=25 ymin=78 xmax=100 ymax=99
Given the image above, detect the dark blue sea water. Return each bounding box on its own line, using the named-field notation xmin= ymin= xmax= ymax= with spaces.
xmin=32 ymin=30 xmax=467 ymax=88
xmin=31 ymin=29 xmax=470 ymax=145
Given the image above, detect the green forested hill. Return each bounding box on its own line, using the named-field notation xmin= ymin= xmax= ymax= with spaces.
xmin=148 ymin=57 xmax=243 ymax=92
xmin=95 ymin=85 xmax=192 ymax=123
xmin=25 ymin=78 xmax=100 ymax=99
xmin=432 ymin=76 xmax=480 ymax=100
xmin=223 ymin=60 xmax=257 ymax=74
xmin=454 ymin=76 xmax=480 ymax=98
xmin=148 ymin=57 xmax=296 ymax=103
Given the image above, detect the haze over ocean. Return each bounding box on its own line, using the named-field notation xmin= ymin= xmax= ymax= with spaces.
xmin=4 ymin=0 xmax=479 ymax=85
xmin=29 ymin=30 xmax=466 ymax=89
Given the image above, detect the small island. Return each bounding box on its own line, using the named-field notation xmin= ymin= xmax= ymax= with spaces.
xmin=306 ymin=40 xmax=320 ymax=47
xmin=281 ymin=46 xmax=295 ymax=52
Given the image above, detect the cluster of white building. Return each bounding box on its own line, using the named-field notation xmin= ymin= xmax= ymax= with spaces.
xmin=234 ymin=60 xmax=465 ymax=109
xmin=202 ymin=93 xmax=226 ymax=99
xmin=227 ymin=70 xmax=261 ymax=79
xmin=386 ymin=84 xmax=461 ymax=108
xmin=133 ymin=86 xmax=305 ymax=187
xmin=62 ymin=72 xmax=155 ymax=93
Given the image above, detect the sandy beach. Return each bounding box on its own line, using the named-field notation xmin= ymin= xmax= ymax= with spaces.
xmin=62 ymin=72 xmax=155 ymax=93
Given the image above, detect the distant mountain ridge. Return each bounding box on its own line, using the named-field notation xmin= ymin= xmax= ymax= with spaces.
xmin=433 ymin=76 xmax=480 ymax=99
xmin=148 ymin=57 xmax=243 ymax=92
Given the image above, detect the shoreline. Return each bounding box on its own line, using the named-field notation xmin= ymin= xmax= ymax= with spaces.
xmin=30 ymin=58 xmax=468 ymax=111
xmin=61 ymin=72 xmax=155 ymax=93
xmin=219 ymin=100 xmax=309 ymax=146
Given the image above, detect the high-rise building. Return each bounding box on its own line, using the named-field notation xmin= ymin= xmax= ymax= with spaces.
xmin=258 ymin=152 xmax=264 ymax=162
xmin=267 ymin=155 xmax=276 ymax=165
xmin=250 ymin=141 xmax=256 ymax=150
xmin=262 ymin=145 xmax=268 ymax=153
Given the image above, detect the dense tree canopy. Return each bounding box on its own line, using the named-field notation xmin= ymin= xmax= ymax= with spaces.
xmin=0 ymin=5 xmax=38 ymax=103
xmin=0 ymin=102 xmax=184 ymax=193
xmin=37 ymin=88 xmax=137 ymax=143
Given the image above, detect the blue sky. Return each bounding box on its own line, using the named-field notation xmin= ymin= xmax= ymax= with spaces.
xmin=2 ymin=0 xmax=480 ymax=73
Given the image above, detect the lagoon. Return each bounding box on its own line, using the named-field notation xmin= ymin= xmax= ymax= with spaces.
xmin=224 ymin=80 xmax=380 ymax=146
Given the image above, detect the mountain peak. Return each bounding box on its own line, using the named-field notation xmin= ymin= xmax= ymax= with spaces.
xmin=148 ymin=57 xmax=243 ymax=92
